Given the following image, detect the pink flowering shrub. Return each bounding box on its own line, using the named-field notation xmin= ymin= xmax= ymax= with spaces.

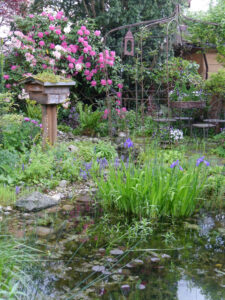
xmin=4 ymin=11 xmax=124 ymax=107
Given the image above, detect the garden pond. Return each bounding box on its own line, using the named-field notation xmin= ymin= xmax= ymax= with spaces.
xmin=3 ymin=191 xmax=225 ymax=300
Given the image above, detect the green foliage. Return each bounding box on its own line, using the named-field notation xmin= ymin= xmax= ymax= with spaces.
xmin=0 ymin=185 xmax=16 ymax=205
xmin=0 ymin=115 xmax=41 ymax=152
xmin=25 ymin=99 xmax=42 ymax=121
xmin=76 ymin=102 xmax=103 ymax=136
xmin=94 ymin=140 xmax=117 ymax=160
xmin=204 ymin=69 xmax=225 ymax=96
xmin=0 ymin=93 xmax=14 ymax=115
xmin=93 ymin=155 xmax=210 ymax=218
xmin=34 ymin=70 xmax=73 ymax=83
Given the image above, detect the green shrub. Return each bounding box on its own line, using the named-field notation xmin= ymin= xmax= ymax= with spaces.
xmin=25 ymin=99 xmax=42 ymax=122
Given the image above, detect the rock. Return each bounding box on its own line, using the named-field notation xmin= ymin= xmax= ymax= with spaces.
xmin=5 ymin=206 xmax=13 ymax=212
xmin=218 ymin=228 xmax=225 ymax=236
xmin=35 ymin=226 xmax=54 ymax=237
xmin=92 ymin=265 xmax=105 ymax=272
xmin=118 ymin=132 xmax=126 ymax=138
xmin=68 ymin=145 xmax=78 ymax=152
xmin=58 ymin=180 xmax=68 ymax=188
xmin=62 ymin=205 xmax=74 ymax=211
xmin=132 ymin=259 xmax=144 ymax=266
xmin=150 ymin=257 xmax=160 ymax=263
xmin=51 ymin=193 xmax=62 ymax=202
xmin=15 ymin=191 xmax=60 ymax=212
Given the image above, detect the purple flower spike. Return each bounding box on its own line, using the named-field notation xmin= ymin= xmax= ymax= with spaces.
xmin=15 ymin=186 xmax=20 ymax=195
xmin=170 ymin=160 xmax=179 ymax=168
xmin=124 ymin=138 xmax=134 ymax=148
xmin=196 ymin=156 xmax=210 ymax=167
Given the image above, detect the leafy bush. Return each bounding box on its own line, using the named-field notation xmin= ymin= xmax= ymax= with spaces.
xmin=0 ymin=93 xmax=14 ymax=115
xmin=26 ymin=99 xmax=42 ymax=121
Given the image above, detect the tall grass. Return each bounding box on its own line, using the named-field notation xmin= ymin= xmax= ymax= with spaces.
xmin=93 ymin=156 xmax=209 ymax=218
xmin=0 ymin=235 xmax=42 ymax=299
xmin=0 ymin=185 xmax=16 ymax=206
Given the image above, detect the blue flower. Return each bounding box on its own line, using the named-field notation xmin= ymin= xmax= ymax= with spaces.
xmin=15 ymin=186 xmax=20 ymax=195
xmin=124 ymin=138 xmax=134 ymax=149
xmin=196 ymin=156 xmax=210 ymax=167
xmin=80 ymin=169 xmax=88 ymax=180
xmin=170 ymin=160 xmax=183 ymax=171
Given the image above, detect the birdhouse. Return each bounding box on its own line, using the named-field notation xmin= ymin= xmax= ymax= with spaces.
xmin=124 ymin=30 xmax=134 ymax=56
xmin=20 ymin=76 xmax=75 ymax=146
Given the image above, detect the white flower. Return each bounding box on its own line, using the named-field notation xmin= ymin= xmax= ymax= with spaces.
xmin=55 ymin=45 xmax=63 ymax=51
xmin=64 ymin=26 xmax=71 ymax=34
xmin=52 ymin=51 xmax=61 ymax=59
xmin=75 ymin=63 xmax=83 ymax=72
xmin=170 ymin=129 xmax=183 ymax=141
xmin=62 ymin=101 xmax=71 ymax=109
xmin=49 ymin=58 xmax=55 ymax=66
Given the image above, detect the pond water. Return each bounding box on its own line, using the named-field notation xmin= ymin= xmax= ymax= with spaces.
xmin=13 ymin=197 xmax=224 ymax=300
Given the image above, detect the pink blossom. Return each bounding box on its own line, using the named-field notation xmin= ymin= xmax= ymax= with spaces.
xmin=103 ymin=109 xmax=109 ymax=119
xmin=122 ymin=107 xmax=127 ymax=112
xmin=41 ymin=12 xmax=47 ymax=16
xmin=118 ymin=83 xmax=123 ymax=89
xmin=94 ymin=30 xmax=101 ymax=36
xmin=84 ymin=70 xmax=90 ymax=76
xmin=83 ymin=41 xmax=88 ymax=47
xmin=78 ymin=37 xmax=84 ymax=43
xmin=110 ymin=51 xmax=116 ymax=57
xmin=77 ymin=29 xmax=83 ymax=36
xmin=107 ymin=79 xmax=112 ymax=85
xmin=84 ymin=29 xmax=90 ymax=36
xmin=83 ymin=47 xmax=89 ymax=54
xmin=63 ymin=17 xmax=68 ymax=21
xmin=3 ymin=74 xmax=9 ymax=80
xmin=86 ymin=76 xmax=92 ymax=81
xmin=69 ymin=63 xmax=74 ymax=69
xmin=6 ymin=84 xmax=11 ymax=89
xmin=55 ymin=29 xmax=61 ymax=35
xmin=60 ymin=35 xmax=66 ymax=40
xmin=116 ymin=100 xmax=121 ymax=105
xmin=85 ymin=62 xmax=91 ymax=68
xmin=48 ymin=15 xmax=54 ymax=21
xmin=116 ymin=108 xmax=121 ymax=115
xmin=70 ymin=58 xmax=75 ymax=63
xmin=39 ymin=40 xmax=45 ymax=47
xmin=40 ymin=124 xmax=43 ymax=128
xmin=45 ymin=31 xmax=50 ymax=35
xmin=100 ymin=64 xmax=105 ymax=69
xmin=108 ymin=61 xmax=114 ymax=66
xmin=90 ymin=50 xmax=96 ymax=56
xmin=37 ymin=32 xmax=43 ymax=38
xmin=56 ymin=13 xmax=63 ymax=19
xmin=92 ymin=69 xmax=97 ymax=74
xmin=91 ymin=80 xmax=97 ymax=87
xmin=42 ymin=64 xmax=48 ymax=69
xmin=81 ymin=26 xmax=86 ymax=31
xmin=50 ymin=43 xmax=55 ymax=49
xmin=117 ymin=92 xmax=122 ymax=98
xmin=49 ymin=25 xmax=55 ymax=31
xmin=87 ymin=45 xmax=92 ymax=51
xmin=11 ymin=65 xmax=18 ymax=70
xmin=29 ymin=14 xmax=34 ymax=18
xmin=99 ymin=57 xmax=104 ymax=63
xmin=101 ymin=79 xmax=107 ymax=86
xmin=61 ymin=41 xmax=68 ymax=48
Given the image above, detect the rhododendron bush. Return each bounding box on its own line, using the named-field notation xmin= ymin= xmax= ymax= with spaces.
xmin=4 ymin=11 xmax=125 ymax=116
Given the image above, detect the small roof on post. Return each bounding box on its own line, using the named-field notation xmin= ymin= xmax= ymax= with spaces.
xmin=19 ymin=76 xmax=76 ymax=87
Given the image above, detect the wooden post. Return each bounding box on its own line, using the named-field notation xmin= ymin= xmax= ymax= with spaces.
xmin=42 ymin=104 xmax=57 ymax=146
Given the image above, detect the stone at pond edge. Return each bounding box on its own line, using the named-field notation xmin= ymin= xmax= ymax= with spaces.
xmin=35 ymin=226 xmax=55 ymax=237
xmin=58 ymin=180 xmax=68 ymax=188
xmin=15 ymin=191 xmax=60 ymax=212
xmin=110 ymin=249 xmax=124 ymax=255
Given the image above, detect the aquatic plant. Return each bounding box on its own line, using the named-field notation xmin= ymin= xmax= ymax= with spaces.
xmin=93 ymin=155 xmax=211 ymax=218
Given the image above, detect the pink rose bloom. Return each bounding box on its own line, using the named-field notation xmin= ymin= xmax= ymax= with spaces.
xmin=50 ymin=43 xmax=55 ymax=49
xmin=83 ymin=41 xmax=88 ymax=47
xmin=42 ymin=64 xmax=47 ymax=69
xmin=87 ymin=45 xmax=92 ymax=51
xmin=11 ymin=65 xmax=18 ymax=70
xmin=90 ymin=50 xmax=96 ymax=56
xmin=83 ymin=47 xmax=89 ymax=54
xmin=84 ymin=29 xmax=90 ymax=35
xmin=84 ymin=70 xmax=90 ymax=76
xmin=41 ymin=12 xmax=47 ymax=16
xmin=118 ymin=83 xmax=123 ymax=89
xmin=77 ymin=29 xmax=83 ymax=36
xmin=6 ymin=84 xmax=11 ymax=89
xmin=122 ymin=107 xmax=127 ymax=112
xmin=85 ymin=62 xmax=91 ymax=68
xmin=29 ymin=14 xmax=34 ymax=18
xmin=99 ymin=57 xmax=104 ymax=63
xmin=3 ymin=74 xmax=9 ymax=80
xmin=71 ymin=58 xmax=75 ymax=63
xmin=37 ymin=32 xmax=43 ymax=38
xmin=117 ymin=92 xmax=122 ymax=98
xmin=63 ymin=17 xmax=68 ymax=21
xmin=81 ymin=26 xmax=86 ymax=30
xmin=69 ymin=63 xmax=74 ymax=69
xmin=49 ymin=25 xmax=55 ymax=31
xmin=101 ymin=79 xmax=106 ymax=86
xmin=45 ymin=31 xmax=50 ymax=35
xmin=86 ymin=76 xmax=92 ymax=81
xmin=99 ymin=52 xmax=103 ymax=57
xmin=91 ymin=80 xmax=97 ymax=87
xmin=56 ymin=13 xmax=62 ymax=19
xmin=61 ymin=41 xmax=68 ymax=48
xmin=78 ymin=37 xmax=84 ymax=43
xmin=110 ymin=51 xmax=116 ymax=57
xmin=116 ymin=100 xmax=121 ymax=105
xmin=107 ymin=79 xmax=112 ymax=85
xmin=92 ymin=69 xmax=97 ymax=74
xmin=48 ymin=15 xmax=54 ymax=21
xmin=39 ymin=41 xmax=45 ymax=47
xmin=55 ymin=29 xmax=61 ymax=35
xmin=100 ymin=64 xmax=105 ymax=69
xmin=94 ymin=30 xmax=101 ymax=36
xmin=116 ymin=108 xmax=121 ymax=115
